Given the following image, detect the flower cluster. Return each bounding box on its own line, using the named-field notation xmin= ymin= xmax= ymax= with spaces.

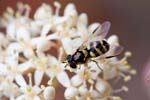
xmin=0 ymin=2 xmax=136 ymax=100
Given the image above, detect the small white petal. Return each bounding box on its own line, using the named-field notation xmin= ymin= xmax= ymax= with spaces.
xmin=15 ymin=74 xmax=27 ymax=87
xmin=34 ymin=3 xmax=53 ymax=20
xmin=103 ymin=66 xmax=118 ymax=80
xmin=64 ymin=86 xmax=78 ymax=100
xmin=91 ymin=90 xmax=100 ymax=99
xmin=0 ymin=33 xmax=9 ymax=47
xmin=53 ymin=16 xmax=67 ymax=24
xmin=6 ymin=22 xmax=16 ymax=40
xmin=16 ymin=95 xmax=27 ymax=100
xmin=30 ymin=21 xmax=41 ymax=36
xmin=33 ymin=86 xmax=42 ymax=94
xmin=10 ymin=96 xmax=15 ymax=100
xmin=77 ymin=13 xmax=88 ymax=34
xmin=23 ymin=48 xmax=35 ymax=58
xmin=32 ymin=37 xmax=51 ymax=52
xmin=64 ymin=3 xmax=78 ymax=17
xmin=34 ymin=70 xmax=44 ymax=86
xmin=107 ymin=35 xmax=119 ymax=46
xmin=63 ymin=36 xmax=82 ymax=54
xmin=39 ymin=38 xmax=51 ymax=52
xmin=43 ymin=86 xmax=55 ymax=100
xmin=64 ymin=3 xmax=78 ymax=28
xmin=46 ymin=69 xmax=55 ymax=79
xmin=18 ymin=61 xmax=35 ymax=72
xmin=5 ymin=54 xmax=18 ymax=67
xmin=48 ymin=56 xmax=58 ymax=65
xmin=56 ymin=71 xmax=70 ymax=88
xmin=61 ymin=38 xmax=72 ymax=53
xmin=78 ymin=85 xmax=88 ymax=96
xmin=31 ymin=37 xmax=40 ymax=46
xmin=0 ymin=80 xmax=20 ymax=97
xmin=71 ymin=38 xmax=83 ymax=51
xmin=46 ymin=33 xmax=59 ymax=40
xmin=41 ymin=24 xmax=51 ymax=37
xmin=88 ymin=62 xmax=101 ymax=80
xmin=7 ymin=43 xmax=23 ymax=55
xmin=95 ymin=78 xmax=112 ymax=97
xmin=71 ymin=74 xmax=83 ymax=87
xmin=16 ymin=27 xmax=30 ymax=41
xmin=0 ymin=64 xmax=8 ymax=75
xmin=34 ymin=96 xmax=40 ymax=100
xmin=78 ymin=13 xmax=88 ymax=26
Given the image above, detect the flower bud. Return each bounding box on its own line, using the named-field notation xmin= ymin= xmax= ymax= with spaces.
xmin=43 ymin=86 xmax=55 ymax=100
xmin=64 ymin=86 xmax=78 ymax=100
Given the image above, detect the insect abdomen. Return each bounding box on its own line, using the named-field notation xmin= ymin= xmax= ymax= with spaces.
xmin=88 ymin=40 xmax=110 ymax=58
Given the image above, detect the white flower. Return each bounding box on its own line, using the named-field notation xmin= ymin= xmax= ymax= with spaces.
xmin=0 ymin=1 xmax=135 ymax=100
xmin=15 ymin=74 xmax=42 ymax=100
xmin=46 ymin=56 xmax=71 ymax=88
xmin=70 ymin=63 xmax=101 ymax=87
xmin=0 ymin=54 xmax=27 ymax=82
xmin=32 ymin=55 xmax=51 ymax=86
xmin=0 ymin=78 xmax=20 ymax=99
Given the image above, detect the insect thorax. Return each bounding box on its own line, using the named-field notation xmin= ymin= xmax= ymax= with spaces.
xmin=72 ymin=49 xmax=88 ymax=64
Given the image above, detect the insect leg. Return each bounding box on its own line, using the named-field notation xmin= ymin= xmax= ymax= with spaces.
xmin=62 ymin=61 xmax=66 ymax=63
xmin=105 ymin=55 xmax=117 ymax=59
xmin=105 ymin=51 xmax=122 ymax=59
xmin=62 ymin=61 xmax=68 ymax=68
xmin=92 ymin=25 xmax=100 ymax=34
xmin=64 ymin=64 xmax=68 ymax=68
xmin=91 ymin=60 xmax=103 ymax=74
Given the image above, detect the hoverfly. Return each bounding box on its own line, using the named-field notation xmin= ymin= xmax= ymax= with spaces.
xmin=63 ymin=21 xmax=123 ymax=71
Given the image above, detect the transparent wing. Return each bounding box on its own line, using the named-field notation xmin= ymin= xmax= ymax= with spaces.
xmin=114 ymin=46 xmax=124 ymax=56
xmin=78 ymin=21 xmax=111 ymax=50
xmin=89 ymin=21 xmax=111 ymax=42
xmin=105 ymin=45 xmax=124 ymax=58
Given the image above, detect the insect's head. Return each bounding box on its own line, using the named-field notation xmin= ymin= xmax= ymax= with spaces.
xmin=63 ymin=54 xmax=77 ymax=69
xmin=66 ymin=54 xmax=72 ymax=62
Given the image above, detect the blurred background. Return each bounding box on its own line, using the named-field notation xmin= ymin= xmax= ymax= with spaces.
xmin=0 ymin=0 xmax=150 ymax=100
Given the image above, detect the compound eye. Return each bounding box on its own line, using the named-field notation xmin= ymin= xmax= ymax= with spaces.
xmin=70 ymin=62 xmax=77 ymax=69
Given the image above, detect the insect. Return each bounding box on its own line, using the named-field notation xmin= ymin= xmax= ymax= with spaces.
xmin=63 ymin=21 xmax=123 ymax=71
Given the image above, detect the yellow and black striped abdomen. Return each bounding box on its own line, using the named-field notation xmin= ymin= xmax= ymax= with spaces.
xmin=88 ymin=40 xmax=110 ymax=58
